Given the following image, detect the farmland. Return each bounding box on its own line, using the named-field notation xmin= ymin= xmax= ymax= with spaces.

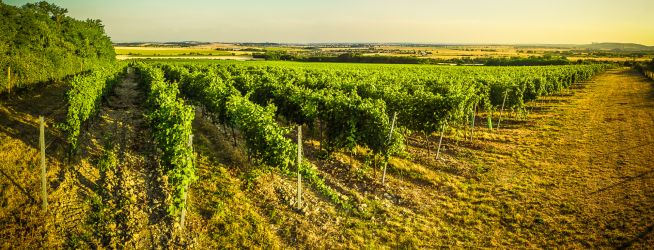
xmin=115 ymin=47 xmax=244 ymax=57
xmin=114 ymin=43 xmax=654 ymax=63
xmin=2 ymin=1 xmax=654 ymax=249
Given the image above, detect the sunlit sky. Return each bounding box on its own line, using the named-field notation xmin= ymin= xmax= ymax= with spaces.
xmin=5 ymin=0 xmax=654 ymax=45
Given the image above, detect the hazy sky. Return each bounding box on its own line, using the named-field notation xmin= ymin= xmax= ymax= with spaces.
xmin=5 ymin=0 xmax=654 ymax=45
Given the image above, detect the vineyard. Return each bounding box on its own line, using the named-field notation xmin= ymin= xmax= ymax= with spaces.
xmin=112 ymin=61 xmax=607 ymax=215
xmin=3 ymin=1 xmax=654 ymax=248
xmin=5 ymin=56 xmax=654 ymax=248
xmin=154 ymin=60 xmax=609 ymax=162
xmin=85 ymin=61 xmax=617 ymax=241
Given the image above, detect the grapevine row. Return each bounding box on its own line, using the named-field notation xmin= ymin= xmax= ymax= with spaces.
xmin=161 ymin=64 xmax=350 ymax=207
xmin=63 ymin=63 xmax=127 ymax=151
xmin=149 ymin=61 xmax=609 ymax=211
xmin=159 ymin=62 xmax=608 ymax=141
xmin=133 ymin=63 xmax=195 ymax=216
xmin=165 ymin=65 xmax=296 ymax=170
xmin=164 ymin=64 xmax=401 ymax=157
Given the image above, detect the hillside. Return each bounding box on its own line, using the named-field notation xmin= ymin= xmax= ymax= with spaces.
xmin=1 ymin=66 xmax=653 ymax=248
xmin=518 ymin=43 xmax=654 ymax=51
xmin=578 ymin=43 xmax=654 ymax=51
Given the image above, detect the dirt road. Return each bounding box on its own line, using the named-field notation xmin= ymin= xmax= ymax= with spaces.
xmin=487 ymin=68 xmax=654 ymax=248
xmin=551 ymin=68 xmax=654 ymax=248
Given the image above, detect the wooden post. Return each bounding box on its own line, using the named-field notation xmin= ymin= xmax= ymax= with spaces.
xmin=464 ymin=119 xmax=468 ymax=142
xmin=373 ymin=155 xmax=377 ymax=178
xmin=382 ymin=112 xmax=397 ymax=186
xmin=7 ymin=66 xmax=11 ymax=95
xmin=180 ymin=134 xmax=193 ymax=228
xmin=297 ymin=126 xmax=302 ymax=210
xmin=39 ymin=116 xmax=47 ymax=211
xmin=221 ymin=123 xmax=228 ymax=136
xmin=424 ymin=131 xmax=430 ymax=155
xmin=436 ymin=121 xmax=446 ymax=160
xmin=391 ymin=113 xmax=397 ymax=140
xmin=470 ymin=103 xmax=477 ymax=142
xmin=497 ymin=90 xmax=508 ymax=130
xmin=319 ymin=120 xmax=324 ymax=151
xmin=230 ymin=126 xmax=237 ymax=146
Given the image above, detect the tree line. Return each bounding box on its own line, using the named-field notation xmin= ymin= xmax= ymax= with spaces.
xmin=0 ymin=1 xmax=116 ymax=94
xmin=253 ymin=51 xmax=576 ymax=66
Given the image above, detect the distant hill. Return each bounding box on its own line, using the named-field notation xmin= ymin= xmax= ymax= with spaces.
xmin=114 ymin=41 xmax=211 ymax=47
xmin=575 ymin=43 xmax=654 ymax=51
xmin=514 ymin=42 xmax=654 ymax=51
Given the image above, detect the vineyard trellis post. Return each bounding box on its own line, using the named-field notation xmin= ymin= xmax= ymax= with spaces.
xmin=40 ymin=116 xmax=47 ymax=211
xmin=487 ymin=109 xmax=493 ymax=130
xmin=497 ymin=90 xmax=508 ymax=130
xmin=180 ymin=134 xmax=193 ymax=229
xmin=382 ymin=112 xmax=397 ymax=186
xmin=221 ymin=123 xmax=228 ymax=137
xmin=7 ymin=66 xmax=11 ymax=95
xmin=424 ymin=131 xmax=430 ymax=155
xmin=422 ymin=131 xmax=431 ymax=156
xmin=436 ymin=120 xmax=446 ymax=160
xmin=230 ymin=126 xmax=237 ymax=146
xmin=470 ymin=103 xmax=477 ymax=142
xmin=297 ymin=125 xmax=302 ymax=210
xmin=319 ymin=120 xmax=324 ymax=151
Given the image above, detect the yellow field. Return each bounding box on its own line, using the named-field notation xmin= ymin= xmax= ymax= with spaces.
xmin=114 ymin=46 xmax=248 ymax=57
xmin=331 ymin=45 xmax=654 ymax=61
xmin=114 ymin=44 xmax=653 ymax=62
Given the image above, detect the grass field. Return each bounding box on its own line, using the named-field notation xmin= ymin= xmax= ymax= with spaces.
xmin=114 ymin=44 xmax=654 ymax=62
xmin=114 ymin=46 xmax=245 ymax=57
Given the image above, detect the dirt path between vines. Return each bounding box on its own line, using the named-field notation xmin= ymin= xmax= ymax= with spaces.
xmin=0 ymin=70 xmax=173 ymax=248
xmin=74 ymin=69 xmax=172 ymax=248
